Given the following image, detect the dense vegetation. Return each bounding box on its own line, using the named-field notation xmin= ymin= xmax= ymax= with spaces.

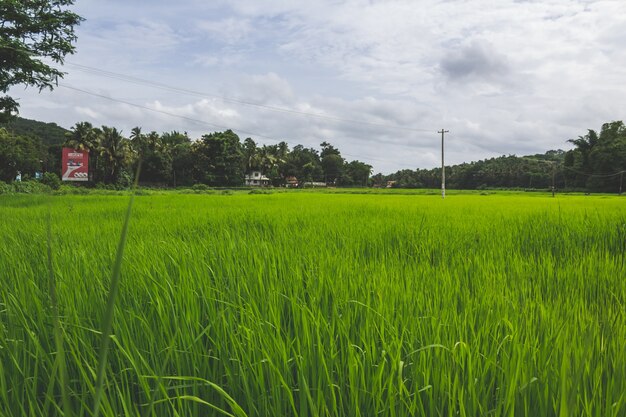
xmin=0 ymin=0 xmax=82 ymax=121
xmin=377 ymin=121 xmax=626 ymax=193
xmin=0 ymin=192 xmax=624 ymax=416
xmin=1 ymin=118 xmax=625 ymax=192
xmin=0 ymin=119 xmax=372 ymax=187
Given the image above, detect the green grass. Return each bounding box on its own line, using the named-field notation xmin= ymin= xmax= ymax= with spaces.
xmin=0 ymin=191 xmax=624 ymax=416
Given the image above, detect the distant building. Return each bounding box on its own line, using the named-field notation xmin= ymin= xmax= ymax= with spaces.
xmin=245 ymin=171 xmax=270 ymax=187
xmin=386 ymin=181 xmax=396 ymax=188
xmin=285 ymin=176 xmax=298 ymax=188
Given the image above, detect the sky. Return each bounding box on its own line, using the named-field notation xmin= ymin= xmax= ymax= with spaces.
xmin=9 ymin=0 xmax=626 ymax=173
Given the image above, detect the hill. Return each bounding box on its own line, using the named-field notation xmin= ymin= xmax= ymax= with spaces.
xmin=0 ymin=117 xmax=69 ymax=146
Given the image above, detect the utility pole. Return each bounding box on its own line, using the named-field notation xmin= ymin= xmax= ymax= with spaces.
xmin=438 ymin=129 xmax=449 ymax=199
xmin=620 ymin=171 xmax=623 ymax=195
xmin=552 ymin=162 xmax=556 ymax=198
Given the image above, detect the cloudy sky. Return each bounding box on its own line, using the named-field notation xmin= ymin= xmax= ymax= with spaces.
xmin=9 ymin=0 xmax=626 ymax=173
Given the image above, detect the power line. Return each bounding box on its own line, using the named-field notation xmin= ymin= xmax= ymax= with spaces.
xmin=57 ymin=84 xmax=388 ymax=163
xmin=3 ymin=42 xmax=433 ymax=142
xmin=63 ymin=61 xmax=434 ymax=134
xmin=561 ymin=165 xmax=626 ymax=178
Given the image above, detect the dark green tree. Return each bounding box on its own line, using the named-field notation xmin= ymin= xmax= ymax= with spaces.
xmin=565 ymin=121 xmax=626 ymax=191
xmin=161 ymin=131 xmax=193 ymax=186
xmin=0 ymin=128 xmax=42 ymax=181
xmin=192 ymin=130 xmax=244 ymax=186
xmin=319 ymin=141 xmax=343 ymax=184
xmin=284 ymin=145 xmax=322 ymax=182
xmin=321 ymin=153 xmax=344 ymax=184
xmin=341 ymin=160 xmax=372 ymax=186
xmin=242 ymin=137 xmax=259 ymax=172
xmin=98 ymin=126 xmax=130 ymax=184
xmin=0 ymin=0 xmax=83 ymax=121
xmin=129 ymin=128 xmax=171 ymax=184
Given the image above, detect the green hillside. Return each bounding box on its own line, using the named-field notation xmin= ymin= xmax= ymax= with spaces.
xmin=0 ymin=116 xmax=69 ymax=145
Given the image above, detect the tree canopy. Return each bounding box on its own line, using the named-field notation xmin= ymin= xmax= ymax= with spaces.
xmin=1 ymin=117 xmax=624 ymax=193
xmin=0 ymin=0 xmax=83 ymax=122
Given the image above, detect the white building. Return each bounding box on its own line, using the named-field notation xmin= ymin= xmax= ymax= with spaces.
xmin=245 ymin=171 xmax=270 ymax=186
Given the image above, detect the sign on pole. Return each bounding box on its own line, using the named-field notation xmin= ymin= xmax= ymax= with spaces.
xmin=62 ymin=147 xmax=89 ymax=181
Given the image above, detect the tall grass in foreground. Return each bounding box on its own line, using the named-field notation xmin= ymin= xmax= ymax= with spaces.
xmin=0 ymin=192 xmax=624 ymax=416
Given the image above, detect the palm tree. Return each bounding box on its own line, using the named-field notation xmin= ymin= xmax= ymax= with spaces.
xmin=99 ymin=126 xmax=129 ymax=184
xmin=242 ymin=138 xmax=258 ymax=173
xmin=567 ymin=129 xmax=598 ymax=171
xmin=65 ymin=121 xmax=96 ymax=151
xmin=129 ymin=126 xmax=143 ymax=153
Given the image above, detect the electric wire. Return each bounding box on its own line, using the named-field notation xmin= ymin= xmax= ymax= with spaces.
xmin=58 ymin=84 xmax=388 ymax=163
xmin=64 ymin=61 xmax=434 ymax=134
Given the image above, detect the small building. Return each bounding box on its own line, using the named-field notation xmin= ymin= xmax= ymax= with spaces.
xmin=245 ymin=171 xmax=270 ymax=187
xmin=285 ymin=176 xmax=298 ymax=188
xmin=386 ymin=181 xmax=396 ymax=188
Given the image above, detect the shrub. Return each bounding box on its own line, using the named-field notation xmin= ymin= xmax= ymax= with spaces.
xmin=12 ymin=180 xmax=50 ymax=194
xmin=41 ymin=172 xmax=62 ymax=190
xmin=0 ymin=181 xmax=11 ymax=195
xmin=116 ymin=170 xmax=134 ymax=189
xmin=192 ymin=183 xmax=210 ymax=191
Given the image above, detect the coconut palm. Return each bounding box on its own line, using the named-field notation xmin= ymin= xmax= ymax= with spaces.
xmin=65 ymin=121 xmax=96 ymax=151
xmin=99 ymin=126 xmax=129 ymax=184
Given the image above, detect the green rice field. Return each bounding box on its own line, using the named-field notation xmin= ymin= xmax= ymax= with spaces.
xmin=0 ymin=191 xmax=624 ymax=416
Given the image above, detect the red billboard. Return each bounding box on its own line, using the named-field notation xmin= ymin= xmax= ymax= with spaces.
xmin=62 ymin=147 xmax=89 ymax=181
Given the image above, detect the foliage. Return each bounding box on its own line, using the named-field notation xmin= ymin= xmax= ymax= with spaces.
xmin=129 ymin=128 xmax=172 ymax=184
xmin=0 ymin=0 xmax=83 ymax=121
xmin=10 ymin=179 xmax=51 ymax=193
xmin=0 ymin=180 xmax=11 ymax=194
xmin=41 ymin=172 xmax=61 ymax=190
xmin=340 ymin=160 xmax=372 ymax=186
xmin=0 ymin=128 xmax=43 ymax=181
xmin=0 ymin=116 xmax=69 ymax=145
xmin=0 ymin=193 xmax=624 ymax=416
xmin=284 ymin=144 xmax=323 ymax=182
xmin=376 ymin=121 xmax=625 ymax=193
xmin=192 ymin=130 xmax=244 ymax=186
xmin=564 ymin=121 xmax=626 ymax=192
xmin=379 ymin=152 xmax=565 ymax=190
xmin=7 ymin=116 xmax=624 ymax=192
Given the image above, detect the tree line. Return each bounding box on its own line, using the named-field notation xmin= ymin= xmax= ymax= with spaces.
xmin=0 ymin=119 xmax=372 ymax=187
xmin=373 ymin=121 xmax=625 ymax=193
xmin=1 ymin=118 xmax=624 ymax=192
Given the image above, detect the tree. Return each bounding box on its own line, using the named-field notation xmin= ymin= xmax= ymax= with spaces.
xmin=0 ymin=128 xmax=42 ymax=181
xmin=321 ymin=153 xmax=344 ymax=184
xmin=0 ymin=0 xmax=83 ymax=122
xmin=98 ymin=126 xmax=130 ymax=184
xmin=66 ymin=121 xmax=96 ymax=151
xmin=242 ymin=137 xmax=259 ymax=172
xmin=192 ymin=130 xmax=244 ymax=186
xmin=565 ymin=121 xmax=626 ymax=191
xmin=341 ymin=160 xmax=372 ymax=186
xmin=320 ymin=141 xmax=340 ymax=158
xmin=161 ymin=131 xmax=193 ymax=186
xmin=319 ymin=141 xmax=344 ymax=184
xmin=284 ymin=145 xmax=322 ymax=182
xmin=128 ymin=128 xmax=171 ymax=184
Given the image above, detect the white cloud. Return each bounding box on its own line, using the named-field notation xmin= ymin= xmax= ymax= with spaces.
xmin=75 ymin=106 xmax=101 ymax=120
xmin=9 ymin=0 xmax=626 ymax=173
